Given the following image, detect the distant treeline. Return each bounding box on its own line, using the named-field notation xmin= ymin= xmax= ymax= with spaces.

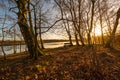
xmin=0 ymin=40 xmax=25 ymax=46
xmin=42 ymin=39 xmax=70 ymax=43
xmin=0 ymin=39 xmax=73 ymax=46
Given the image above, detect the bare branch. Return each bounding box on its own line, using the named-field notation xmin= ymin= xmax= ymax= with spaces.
xmin=41 ymin=18 xmax=63 ymax=33
xmin=9 ymin=7 xmax=18 ymax=14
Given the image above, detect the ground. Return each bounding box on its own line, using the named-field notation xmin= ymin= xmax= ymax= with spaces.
xmin=0 ymin=46 xmax=120 ymax=80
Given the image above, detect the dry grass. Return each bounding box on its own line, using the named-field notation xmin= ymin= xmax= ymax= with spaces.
xmin=0 ymin=46 xmax=120 ymax=80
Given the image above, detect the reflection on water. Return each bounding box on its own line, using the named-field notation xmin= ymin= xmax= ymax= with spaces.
xmin=0 ymin=41 xmax=70 ymax=55
xmin=44 ymin=42 xmax=67 ymax=48
xmin=0 ymin=46 xmax=12 ymax=51
xmin=0 ymin=45 xmax=27 ymax=55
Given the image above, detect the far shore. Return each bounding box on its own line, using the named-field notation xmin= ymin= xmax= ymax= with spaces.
xmin=0 ymin=39 xmax=71 ymax=46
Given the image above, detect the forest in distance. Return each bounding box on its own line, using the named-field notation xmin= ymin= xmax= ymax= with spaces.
xmin=0 ymin=39 xmax=70 ymax=46
xmin=0 ymin=0 xmax=120 ymax=80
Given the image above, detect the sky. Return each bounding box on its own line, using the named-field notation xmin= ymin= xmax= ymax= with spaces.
xmin=0 ymin=0 xmax=66 ymax=40
xmin=0 ymin=0 xmax=120 ymax=40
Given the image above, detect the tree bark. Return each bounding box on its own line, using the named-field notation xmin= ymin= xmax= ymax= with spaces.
xmin=39 ymin=11 xmax=44 ymax=49
xmin=88 ymin=0 xmax=95 ymax=46
xmin=78 ymin=0 xmax=85 ymax=46
xmin=98 ymin=1 xmax=104 ymax=45
xmin=64 ymin=12 xmax=73 ymax=46
xmin=13 ymin=26 xmax=16 ymax=54
xmin=27 ymin=0 xmax=34 ymax=36
xmin=1 ymin=11 xmax=7 ymax=60
xmin=16 ymin=0 xmax=44 ymax=59
xmin=75 ymin=32 xmax=79 ymax=46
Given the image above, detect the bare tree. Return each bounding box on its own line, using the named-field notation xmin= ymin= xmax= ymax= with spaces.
xmin=87 ymin=0 xmax=96 ymax=46
xmin=0 ymin=1 xmax=7 ymax=60
xmin=97 ymin=0 xmax=104 ymax=45
xmin=12 ymin=0 xmax=44 ymax=59
xmin=1 ymin=19 xmax=6 ymax=60
xmin=13 ymin=26 xmax=16 ymax=54
xmin=105 ymin=8 xmax=120 ymax=48
xmin=38 ymin=9 xmax=45 ymax=49
xmin=63 ymin=13 xmax=73 ymax=46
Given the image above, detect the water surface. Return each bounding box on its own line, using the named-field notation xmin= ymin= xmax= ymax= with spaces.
xmin=0 ymin=41 xmax=69 ymax=55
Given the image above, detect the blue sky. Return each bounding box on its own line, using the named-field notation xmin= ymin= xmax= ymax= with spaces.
xmin=0 ymin=0 xmax=65 ymax=40
xmin=0 ymin=0 xmax=120 ymax=40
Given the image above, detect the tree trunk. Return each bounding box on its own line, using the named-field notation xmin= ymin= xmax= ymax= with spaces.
xmin=75 ymin=32 xmax=79 ymax=46
xmin=13 ymin=26 xmax=16 ymax=54
xmin=78 ymin=32 xmax=85 ymax=46
xmin=88 ymin=0 xmax=95 ymax=46
xmin=39 ymin=25 xmax=44 ymax=49
xmin=98 ymin=1 xmax=104 ymax=45
xmin=1 ymin=12 xmax=7 ymax=60
xmin=1 ymin=28 xmax=6 ymax=60
xmin=68 ymin=34 xmax=73 ymax=46
xmin=105 ymin=8 xmax=120 ymax=48
xmin=27 ymin=0 xmax=34 ymax=36
xmin=63 ymin=19 xmax=73 ymax=46
xmin=64 ymin=12 xmax=73 ymax=46
xmin=39 ymin=36 xmax=44 ymax=49
xmin=78 ymin=0 xmax=85 ymax=46
xmin=39 ymin=12 xmax=44 ymax=49
xmin=16 ymin=0 xmax=44 ymax=59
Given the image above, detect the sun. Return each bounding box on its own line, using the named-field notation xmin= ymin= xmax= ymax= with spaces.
xmin=93 ymin=25 xmax=101 ymax=36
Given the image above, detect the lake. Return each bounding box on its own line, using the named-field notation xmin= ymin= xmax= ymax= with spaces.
xmin=0 ymin=41 xmax=69 ymax=55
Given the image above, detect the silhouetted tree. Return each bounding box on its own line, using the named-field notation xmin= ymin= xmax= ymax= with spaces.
xmin=105 ymin=8 xmax=120 ymax=48
xmin=87 ymin=0 xmax=96 ymax=46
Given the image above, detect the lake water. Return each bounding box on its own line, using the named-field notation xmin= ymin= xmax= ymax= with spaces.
xmin=44 ymin=42 xmax=68 ymax=48
xmin=0 ymin=41 xmax=69 ymax=55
